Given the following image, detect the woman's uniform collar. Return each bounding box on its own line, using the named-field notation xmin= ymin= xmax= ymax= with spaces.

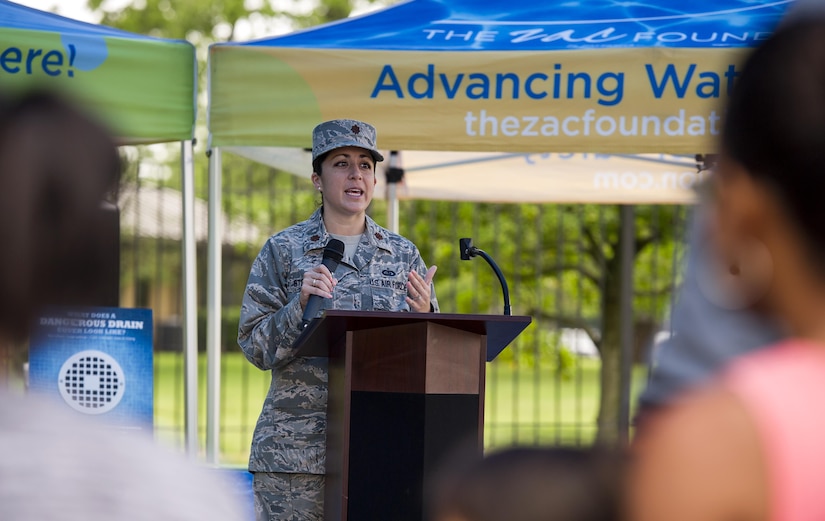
xmin=301 ymin=207 xmax=394 ymax=257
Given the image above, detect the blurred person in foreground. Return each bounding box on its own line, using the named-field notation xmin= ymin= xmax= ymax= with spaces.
xmin=431 ymin=447 xmax=624 ymax=521
xmin=637 ymin=0 xmax=825 ymax=419
xmin=238 ymin=119 xmax=438 ymax=520
xmin=637 ymin=200 xmax=783 ymax=414
xmin=0 ymin=91 xmax=243 ymax=521
xmin=630 ymin=20 xmax=825 ymax=521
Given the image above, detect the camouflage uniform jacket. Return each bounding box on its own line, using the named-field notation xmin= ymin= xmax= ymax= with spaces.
xmin=238 ymin=208 xmax=439 ymax=474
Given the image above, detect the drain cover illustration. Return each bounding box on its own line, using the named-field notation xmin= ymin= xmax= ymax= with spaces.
xmin=58 ymin=350 xmax=125 ymax=415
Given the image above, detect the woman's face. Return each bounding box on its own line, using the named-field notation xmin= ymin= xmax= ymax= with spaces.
xmin=312 ymin=146 xmax=377 ymax=218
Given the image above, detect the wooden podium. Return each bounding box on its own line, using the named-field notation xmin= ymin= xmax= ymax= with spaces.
xmin=294 ymin=310 xmax=531 ymax=521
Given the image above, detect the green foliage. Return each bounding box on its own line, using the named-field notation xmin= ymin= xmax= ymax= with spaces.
xmin=219 ymin=156 xmax=317 ymax=232
xmin=87 ymin=0 xmax=276 ymax=41
xmin=287 ymin=0 xmax=389 ymax=28
xmin=555 ymin=347 xmax=577 ymax=380
xmin=391 ymin=199 xmax=685 ymax=342
xmin=87 ymin=0 xmax=391 ymax=42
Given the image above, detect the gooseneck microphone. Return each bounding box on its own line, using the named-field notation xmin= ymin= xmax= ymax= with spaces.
xmin=459 ymin=237 xmax=512 ymax=316
xmin=301 ymin=239 xmax=345 ymax=328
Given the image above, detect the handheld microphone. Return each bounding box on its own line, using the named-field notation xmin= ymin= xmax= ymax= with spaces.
xmin=301 ymin=239 xmax=345 ymax=328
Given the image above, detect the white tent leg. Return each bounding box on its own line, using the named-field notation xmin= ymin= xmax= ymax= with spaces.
xmin=181 ymin=140 xmax=199 ymax=458
xmin=387 ymin=182 xmax=399 ymax=234
xmin=206 ymin=148 xmax=223 ymax=464
xmin=386 ymin=150 xmax=401 ymax=234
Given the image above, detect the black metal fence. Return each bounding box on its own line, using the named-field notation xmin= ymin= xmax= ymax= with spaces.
xmin=121 ymin=154 xmax=688 ymax=465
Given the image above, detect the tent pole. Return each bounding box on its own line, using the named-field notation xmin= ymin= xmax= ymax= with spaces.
xmin=181 ymin=140 xmax=199 ymax=458
xmin=385 ymin=151 xmax=403 ymax=234
xmin=387 ymin=183 xmax=399 ymax=234
xmin=206 ymin=148 xmax=223 ymax=464
xmin=618 ymin=204 xmax=635 ymax=445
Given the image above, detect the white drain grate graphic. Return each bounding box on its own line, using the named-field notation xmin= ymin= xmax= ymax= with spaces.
xmin=58 ymin=350 xmax=125 ymax=414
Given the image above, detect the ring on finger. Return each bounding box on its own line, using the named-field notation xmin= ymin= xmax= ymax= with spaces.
xmin=312 ymin=278 xmax=317 ymax=287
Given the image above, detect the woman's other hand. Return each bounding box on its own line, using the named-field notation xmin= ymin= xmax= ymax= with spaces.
xmin=407 ymin=265 xmax=437 ymax=312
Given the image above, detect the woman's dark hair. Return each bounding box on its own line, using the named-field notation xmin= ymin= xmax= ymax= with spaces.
xmin=722 ymin=20 xmax=825 ymax=267
xmin=431 ymin=447 xmax=624 ymax=521
xmin=0 ymin=91 xmax=122 ymax=340
xmin=312 ymin=152 xmax=328 ymax=177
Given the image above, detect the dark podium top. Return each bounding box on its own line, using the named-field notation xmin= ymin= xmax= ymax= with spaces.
xmin=295 ymin=310 xmax=531 ymax=362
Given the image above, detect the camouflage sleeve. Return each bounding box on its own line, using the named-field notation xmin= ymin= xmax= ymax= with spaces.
xmin=411 ymin=247 xmax=439 ymax=313
xmin=237 ymin=239 xmax=304 ymax=370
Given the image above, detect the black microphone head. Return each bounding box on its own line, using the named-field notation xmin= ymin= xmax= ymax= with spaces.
xmin=459 ymin=238 xmax=474 ymax=260
xmin=324 ymin=238 xmax=345 ymax=263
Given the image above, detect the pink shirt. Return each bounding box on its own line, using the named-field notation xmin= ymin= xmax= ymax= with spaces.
xmin=725 ymin=340 xmax=825 ymax=521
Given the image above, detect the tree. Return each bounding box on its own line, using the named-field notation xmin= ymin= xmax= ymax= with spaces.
xmin=574 ymin=205 xmax=683 ymax=445
xmin=87 ymin=0 xmax=269 ymax=43
xmin=87 ymin=0 xmax=387 ymax=42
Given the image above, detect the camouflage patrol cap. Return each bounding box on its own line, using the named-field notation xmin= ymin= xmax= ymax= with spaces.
xmin=311 ymin=119 xmax=384 ymax=164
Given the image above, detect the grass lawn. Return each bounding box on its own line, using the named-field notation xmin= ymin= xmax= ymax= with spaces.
xmin=154 ymin=352 xmax=648 ymax=466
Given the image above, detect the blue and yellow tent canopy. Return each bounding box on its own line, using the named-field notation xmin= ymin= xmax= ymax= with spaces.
xmin=208 ymin=0 xmax=791 ymax=153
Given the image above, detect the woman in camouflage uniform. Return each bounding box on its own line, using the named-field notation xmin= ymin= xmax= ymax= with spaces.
xmin=238 ymin=119 xmax=438 ymax=521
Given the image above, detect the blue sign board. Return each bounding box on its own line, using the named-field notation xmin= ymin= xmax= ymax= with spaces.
xmin=28 ymin=306 xmax=154 ymax=431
